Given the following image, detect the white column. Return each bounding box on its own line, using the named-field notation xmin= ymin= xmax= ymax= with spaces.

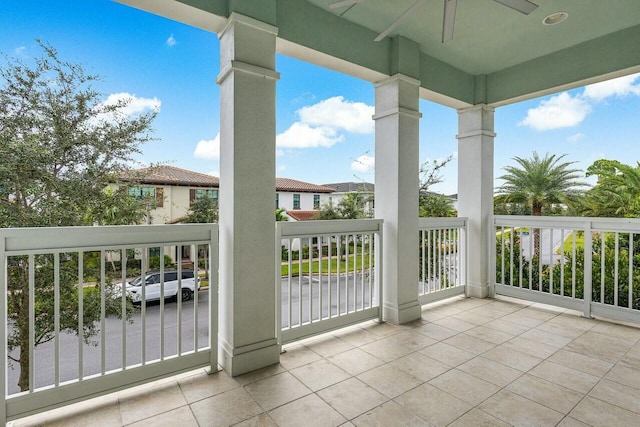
xmin=216 ymin=13 xmax=280 ymax=376
xmin=374 ymin=74 xmax=422 ymax=325
xmin=457 ymin=105 xmax=495 ymax=298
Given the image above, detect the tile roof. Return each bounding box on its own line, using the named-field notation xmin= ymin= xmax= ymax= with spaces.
xmin=121 ymin=165 xmax=219 ymax=187
xmin=122 ymin=166 xmax=333 ymax=193
xmin=285 ymin=210 xmax=319 ymax=221
xmin=323 ymin=182 xmax=374 ymax=193
xmin=275 ymin=178 xmax=334 ymax=193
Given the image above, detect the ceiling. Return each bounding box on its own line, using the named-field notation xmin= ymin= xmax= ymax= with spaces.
xmin=118 ymin=0 xmax=640 ymax=108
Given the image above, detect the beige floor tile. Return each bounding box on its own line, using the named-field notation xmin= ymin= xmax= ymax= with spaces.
xmin=351 ymin=400 xmax=430 ymax=427
xmin=386 ymin=330 xmax=437 ymax=351
xmin=235 ymin=364 xmax=286 ymax=386
xmin=520 ymin=327 xmax=573 ymax=348
xmin=442 ymin=333 xmax=495 ymax=355
xmin=389 ymin=352 xmax=450 ymax=382
xmin=118 ymin=381 xmax=187 ymax=425
xmin=605 ymin=364 xmax=640 ymax=389
xmin=290 ymin=359 xmax=351 ymax=391
xmin=317 ymin=377 xmax=388 ymax=420
xmin=178 ymin=369 xmax=240 ymax=404
xmin=244 ymin=372 xmax=311 ymax=411
xmin=501 ymin=312 xmax=546 ymax=328
xmin=517 ymin=306 xmax=559 ymax=321
xmin=466 ymin=325 xmax=514 ymax=345
xmin=529 ymin=361 xmax=600 ymax=393
xmin=506 ymin=374 xmax=584 ymax=414
xmin=536 ymin=319 xmax=586 ymax=339
xmin=414 ymin=322 xmax=459 ymax=341
xmin=44 ymin=398 xmax=122 ymax=427
xmin=451 ymin=310 xmax=495 ymax=325
xmin=489 ymin=318 xmax=532 ymax=335
xmin=233 ymin=413 xmax=277 ymax=427
xmin=428 ymin=368 xmax=500 ymax=406
xmin=566 ymin=331 xmax=634 ymax=362
xmin=306 ymin=335 xmax=355 ymax=357
xmin=279 ymin=344 xmax=323 ymax=370
xmin=591 ymin=321 xmax=640 ymax=342
xmin=556 ymin=416 xmax=591 ymax=427
xmin=432 ymin=316 xmax=477 ymax=332
xmin=548 ymin=349 xmax=614 ymax=377
xmin=357 ymin=364 xmax=422 ymax=399
xmin=480 ymin=390 xmax=564 ymax=426
xmin=546 ymin=313 xmax=597 ymax=331
xmin=419 ymin=342 xmax=475 ymax=367
xmin=570 ymin=396 xmax=640 ymax=427
xmin=360 ymin=336 xmax=413 ymax=362
xmin=589 ymin=379 xmax=640 ymax=413
xmin=448 ymin=408 xmax=510 ymax=427
xmin=457 ymin=356 xmax=522 ymax=387
xmin=327 ymin=348 xmax=385 ymax=376
xmin=269 ymin=394 xmax=346 ymax=427
xmin=333 ymin=327 xmax=379 ymax=347
xmin=190 ymin=387 xmax=263 ymax=427
xmin=482 ymin=346 xmax=543 ymax=372
xmin=126 ymin=405 xmax=197 ymax=427
xmin=395 ymin=383 xmax=472 ymax=427
xmin=499 ymin=336 xmax=558 ymax=359
xmin=421 ymin=308 xmax=451 ymax=322
xmin=360 ymin=321 xmax=407 ymax=337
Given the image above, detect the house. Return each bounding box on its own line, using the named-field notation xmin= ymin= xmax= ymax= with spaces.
xmin=120 ymin=165 xmax=334 ymax=224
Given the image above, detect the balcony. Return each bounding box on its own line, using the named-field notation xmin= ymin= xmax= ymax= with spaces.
xmin=11 ymin=295 xmax=640 ymax=426
xmin=4 ymin=217 xmax=640 ymax=426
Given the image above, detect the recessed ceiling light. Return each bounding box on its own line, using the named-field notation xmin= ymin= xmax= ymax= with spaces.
xmin=543 ymin=11 xmax=568 ymax=26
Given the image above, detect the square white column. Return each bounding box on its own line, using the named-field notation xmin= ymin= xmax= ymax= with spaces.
xmin=216 ymin=13 xmax=280 ymax=376
xmin=457 ymin=105 xmax=495 ymax=298
xmin=374 ymin=74 xmax=422 ymax=325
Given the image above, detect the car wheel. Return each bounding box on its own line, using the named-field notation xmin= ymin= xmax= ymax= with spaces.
xmin=181 ymin=288 xmax=193 ymax=301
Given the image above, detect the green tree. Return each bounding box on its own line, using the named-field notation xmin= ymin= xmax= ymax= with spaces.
xmin=275 ymin=208 xmax=289 ymax=222
xmin=316 ymin=192 xmax=371 ymax=220
xmin=495 ymin=152 xmax=586 ymax=216
xmin=418 ymin=156 xmax=456 ymax=217
xmin=183 ymin=196 xmax=219 ymax=223
xmin=581 ymin=159 xmax=640 ymax=217
xmin=0 ymin=42 xmax=154 ymax=391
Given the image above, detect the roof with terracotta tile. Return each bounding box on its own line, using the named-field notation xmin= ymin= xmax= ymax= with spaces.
xmin=285 ymin=210 xmax=319 ymax=221
xmin=323 ymin=182 xmax=374 ymax=193
xmin=275 ymin=178 xmax=334 ymax=193
xmin=121 ymin=165 xmax=219 ymax=187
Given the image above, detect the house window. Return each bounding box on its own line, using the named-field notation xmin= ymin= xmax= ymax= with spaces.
xmin=128 ymin=186 xmax=163 ymax=208
xmin=190 ymin=189 xmax=218 ymax=207
xmin=313 ymin=194 xmax=320 ymax=210
xmin=293 ymin=194 xmax=300 ymax=210
xmin=276 ymin=193 xmax=279 ymax=209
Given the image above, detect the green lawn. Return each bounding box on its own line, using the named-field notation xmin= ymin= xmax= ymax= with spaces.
xmin=281 ymin=253 xmax=372 ymax=277
xmin=561 ymin=231 xmax=585 ymax=253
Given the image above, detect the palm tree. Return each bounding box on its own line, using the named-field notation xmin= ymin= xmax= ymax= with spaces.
xmin=496 ymin=152 xmax=586 ymax=257
xmin=581 ymin=159 xmax=640 ymax=217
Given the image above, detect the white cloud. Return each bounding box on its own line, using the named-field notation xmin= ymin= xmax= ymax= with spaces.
xmin=298 ymin=96 xmax=374 ymax=134
xmin=277 ymin=122 xmax=343 ymax=148
xmin=278 ymin=165 xmax=286 ymax=172
xmin=166 ymin=34 xmax=176 ymax=47
xmin=194 ymin=133 xmax=220 ymax=160
xmin=567 ymin=132 xmax=584 ymax=144
xmin=519 ymin=92 xmax=591 ymax=131
xmin=276 ymin=149 xmax=285 ymax=157
xmin=351 ymin=154 xmax=375 ymax=173
xmin=277 ymin=96 xmax=373 ymax=149
xmin=102 ymin=92 xmax=161 ymax=116
xmin=207 ymin=170 xmax=219 ymax=177
xmin=583 ymin=73 xmax=640 ymax=101
xmin=14 ymin=46 xmax=26 ymax=56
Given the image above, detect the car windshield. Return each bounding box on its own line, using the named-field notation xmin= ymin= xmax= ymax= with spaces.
xmin=130 ymin=276 xmax=143 ymax=287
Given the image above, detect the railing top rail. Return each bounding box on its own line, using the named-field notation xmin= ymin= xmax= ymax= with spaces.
xmin=0 ymin=223 xmax=218 ymax=252
xmin=419 ymin=217 xmax=467 ymax=229
xmin=277 ymin=218 xmax=383 ymax=238
xmin=493 ymin=215 xmax=640 ymax=232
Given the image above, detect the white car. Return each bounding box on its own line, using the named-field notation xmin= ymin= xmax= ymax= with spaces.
xmin=125 ymin=270 xmax=198 ymax=303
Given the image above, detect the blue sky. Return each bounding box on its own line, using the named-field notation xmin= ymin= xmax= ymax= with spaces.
xmin=3 ymin=0 xmax=640 ymax=196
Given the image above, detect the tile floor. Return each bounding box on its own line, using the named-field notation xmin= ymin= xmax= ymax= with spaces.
xmin=11 ymin=296 xmax=640 ymax=426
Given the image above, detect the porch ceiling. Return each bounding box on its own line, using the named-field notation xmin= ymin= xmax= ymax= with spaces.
xmin=117 ymin=0 xmax=640 ymax=107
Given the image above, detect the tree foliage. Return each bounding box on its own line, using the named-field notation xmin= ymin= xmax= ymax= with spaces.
xmin=419 ymin=156 xmax=456 ymax=217
xmin=316 ymin=192 xmax=371 ymax=220
xmin=183 ymin=196 xmax=219 ymax=223
xmin=580 ymin=159 xmax=640 ymax=218
xmin=0 ymin=42 xmax=155 ymax=390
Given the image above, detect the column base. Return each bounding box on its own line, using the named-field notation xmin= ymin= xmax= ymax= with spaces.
xmin=383 ymin=299 xmax=421 ymax=325
xmin=466 ymin=281 xmax=491 ymax=298
xmin=219 ymin=337 xmax=280 ymax=377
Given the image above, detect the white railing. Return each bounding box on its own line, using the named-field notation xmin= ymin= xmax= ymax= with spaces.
xmin=418 ymin=217 xmax=467 ymax=304
xmin=493 ymin=215 xmax=640 ymax=324
xmin=0 ymin=224 xmax=218 ymax=424
xmin=276 ymin=219 xmax=383 ymax=345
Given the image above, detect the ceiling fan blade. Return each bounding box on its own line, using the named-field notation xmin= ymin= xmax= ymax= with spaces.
xmin=442 ymin=0 xmax=457 ymax=43
xmin=493 ymin=0 xmax=538 ymax=15
xmin=329 ymin=0 xmax=362 ymax=9
xmin=374 ymin=0 xmax=425 ymax=42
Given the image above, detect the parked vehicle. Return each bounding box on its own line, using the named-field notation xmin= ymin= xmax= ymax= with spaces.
xmin=125 ymin=270 xmax=199 ymax=302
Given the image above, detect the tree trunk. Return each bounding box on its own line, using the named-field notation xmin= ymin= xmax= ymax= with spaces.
xmin=533 ymin=204 xmax=542 ymax=259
